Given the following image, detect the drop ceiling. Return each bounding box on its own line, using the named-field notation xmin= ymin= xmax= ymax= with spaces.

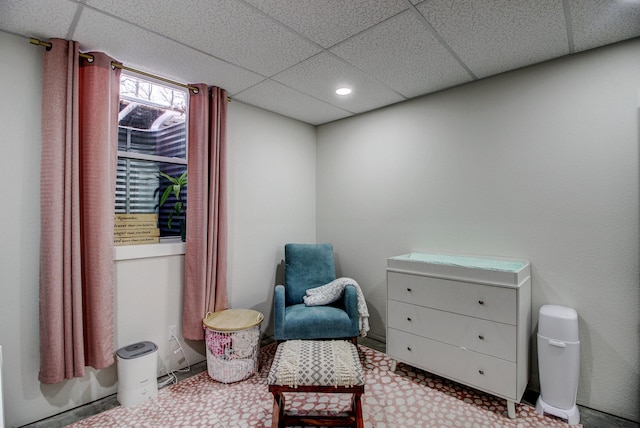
xmin=1 ymin=0 xmax=639 ymax=125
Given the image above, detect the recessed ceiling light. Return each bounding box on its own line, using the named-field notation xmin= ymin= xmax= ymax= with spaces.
xmin=336 ymin=87 xmax=352 ymax=95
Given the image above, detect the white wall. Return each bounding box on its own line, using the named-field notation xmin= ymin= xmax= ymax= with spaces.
xmin=0 ymin=30 xmax=317 ymax=427
xmin=317 ymin=39 xmax=640 ymax=421
xmin=226 ymin=100 xmax=317 ymax=335
xmin=114 ymin=254 xmax=204 ymax=380
xmin=0 ymin=31 xmax=60 ymax=427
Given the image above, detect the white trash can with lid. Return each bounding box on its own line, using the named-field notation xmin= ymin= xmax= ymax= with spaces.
xmin=535 ymin=305 xmax=580 ymax=424
xmin=116 ymin=341 xmax=158 ymax=407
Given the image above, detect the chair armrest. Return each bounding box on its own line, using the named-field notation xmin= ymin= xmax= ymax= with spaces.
xmin=274 ymin=284 xmax=286 ymax=340
xmin=343 ymin=285 xmax=359 ymax=321
xmin=343 ymin=285 xmax=360 ymax=337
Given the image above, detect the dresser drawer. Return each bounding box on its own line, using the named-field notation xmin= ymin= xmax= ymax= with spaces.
xmin=388 ymin=328 xmax=517 ymax=400
xmin=387 ymin=272 xmax=517 ymax=325
xmin=387 ymin=300 xmax=517 ymax=361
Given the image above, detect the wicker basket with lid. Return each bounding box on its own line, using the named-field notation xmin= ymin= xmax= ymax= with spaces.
xmin=203 ymin=309 xmax=264 ymax=383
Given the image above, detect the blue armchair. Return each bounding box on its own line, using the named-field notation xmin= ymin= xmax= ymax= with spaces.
xmin=274 ymin=243 xmax=359 ymax=342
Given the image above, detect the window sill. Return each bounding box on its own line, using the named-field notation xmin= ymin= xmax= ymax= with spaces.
xmin=113 ymin=237 xmax=186 ymax=261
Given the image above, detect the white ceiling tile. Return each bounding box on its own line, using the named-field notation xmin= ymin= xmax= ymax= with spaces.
xmin=233 ymin=79 xmax=353 ymax=125
xmin=570 ymin=0 xmax=640 ymax=52
xmin=86 ymin=0 xmax=321 ymax=76
xmin=417 ymin=0 xmax=570 ymax=78
xmin=243 ymin=0 xmax=408 ymax=48
xmin=273 ymin=52 xmax=405 ymax=114
xmin=0 ymin=0 xmax=78 ymax=40
xmin=331 ymin=10 xmax=473 ymax=98
xmin=2 ymin=0 xmax=640 ymax=126
xmin=74 ymin=8 xmax=263 ymax=95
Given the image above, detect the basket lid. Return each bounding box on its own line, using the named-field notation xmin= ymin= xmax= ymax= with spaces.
xmin=203 ymin=309 xmax=264 ymax=331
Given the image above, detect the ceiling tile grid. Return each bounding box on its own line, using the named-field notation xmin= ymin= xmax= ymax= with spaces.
xmin=86 ymin=0 xmax=322 ymax=77
xmin=0 ymin=0 xmax=78 ymax=41
xmin=242 ymin=0 xmax=409 ymax=48
xmin=232 ymin=79 xmax=354 ymax=125
xmin=272 ymin=51 xmax=406 ymax=114
xmin=1 ymin=0 xmax=639 ymax=125
xmin=73 ymin=7 xmax=264 ymax=95
xmin=330 ymin=9 xmax=474 ymax=98
xmin=415 ymin=0 xmax=570 ymax=78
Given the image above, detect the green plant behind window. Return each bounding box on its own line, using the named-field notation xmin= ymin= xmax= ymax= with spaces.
xmin=158 ymin=171 xmax=187 ymax=230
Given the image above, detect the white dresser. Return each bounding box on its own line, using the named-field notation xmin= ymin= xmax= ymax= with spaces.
xmin=386 ymin=252 xmax=531 ymax=419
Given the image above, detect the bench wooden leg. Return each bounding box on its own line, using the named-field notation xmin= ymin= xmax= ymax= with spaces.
xmin=271 ymin=392 xmax=285 ymax=428
xmin=353 ymin=392 xmax=364 ymax=428
xmin=269 ymin=385 xmax=364 ymax=427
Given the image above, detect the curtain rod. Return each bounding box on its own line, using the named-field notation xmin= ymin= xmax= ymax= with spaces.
xmin=30 ymin=37 xmax=201 ymax=94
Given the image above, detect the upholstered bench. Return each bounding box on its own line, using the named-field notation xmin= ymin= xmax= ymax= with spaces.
xmin=268 ymin=340 xmax=365 ymax=428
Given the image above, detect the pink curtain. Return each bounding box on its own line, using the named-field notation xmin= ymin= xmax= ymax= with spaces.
xmin=183 ymin=85 xmax=229 ymax=340
xmin=39 ymin=39 xmax=121 ymax=384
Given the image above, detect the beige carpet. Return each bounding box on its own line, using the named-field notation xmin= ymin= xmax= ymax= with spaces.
xmin=69 ymin=342 xmax=578 ymax=427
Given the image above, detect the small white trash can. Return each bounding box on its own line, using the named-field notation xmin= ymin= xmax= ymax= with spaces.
xmin=116 ymin=341 xmax=158 ymax=407
xmin=535 ymin=305 xmax=580 ymax=425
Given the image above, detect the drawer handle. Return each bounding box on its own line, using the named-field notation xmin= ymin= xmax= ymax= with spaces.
xmin=478 ymin=369 xmax=485 ymax=375
xmin=407 ymin=317 xmax=412 ymax=322
xmin=478 ymin=335 xmax=484 ymax=340
xmin=407 ymin=346 xmax=412 ymax=351
xmin=478 ymin=300 xmax=485 ymax=305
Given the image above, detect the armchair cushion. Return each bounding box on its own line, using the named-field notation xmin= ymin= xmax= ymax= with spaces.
xmin=275 ymin=283 xmax=359 ymax=341
xmin=284 ymin=243 xmax=335 ymax=306
xmin=282 ymin=304 xmax=355 ymax=340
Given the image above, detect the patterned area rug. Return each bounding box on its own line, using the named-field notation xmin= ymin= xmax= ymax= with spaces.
xmin=69 ymin=343 xmax=578 ymax=427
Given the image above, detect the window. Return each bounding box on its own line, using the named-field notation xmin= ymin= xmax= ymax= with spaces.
xmin=115 ymin=73 xmax=188 ymax=244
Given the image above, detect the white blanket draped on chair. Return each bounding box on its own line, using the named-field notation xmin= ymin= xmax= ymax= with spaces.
xmin=303 ymin=277 xmax=370 ymax=337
